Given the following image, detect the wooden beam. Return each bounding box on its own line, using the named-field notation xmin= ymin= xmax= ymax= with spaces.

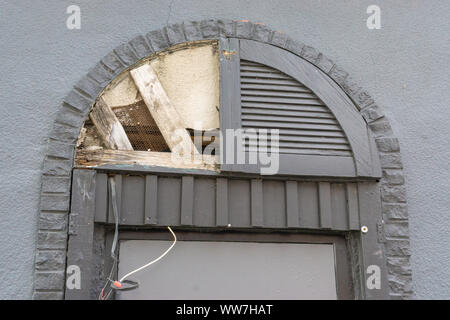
xmin=130 ymin=64 xmax=198 ymax=157
xmin=89 ymin=97 xmax=133 ymax=150
xmin=65 ymin=169 xmax=96 ymax=299
xmin=76 ymin=149 xmax=218 ymax=171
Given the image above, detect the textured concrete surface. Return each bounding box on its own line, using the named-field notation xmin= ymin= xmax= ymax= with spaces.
xmin=0 ymin=0 xmax=449 ymax=299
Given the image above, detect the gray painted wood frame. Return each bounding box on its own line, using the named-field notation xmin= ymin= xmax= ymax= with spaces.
xmin=68 ymin=170 xmax=389 ymax=300
xmin=93 ymin=172 xmax=362 ymax=231
xmin=219 ymin=37 xmax=241 ymax=171
xmin=65 ymin=169 xmax=97 ymax=299
xmin=357 ymin=182 xmax=390 ymax=299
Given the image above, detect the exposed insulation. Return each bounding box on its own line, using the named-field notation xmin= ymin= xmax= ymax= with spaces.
xmin=149 ymin=44 xmax=220 ymax=130
xmin=101 ymin=42 xmax=220 ymax=131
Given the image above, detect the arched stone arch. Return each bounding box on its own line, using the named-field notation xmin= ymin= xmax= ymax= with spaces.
xmin=34 ymin=19 xmax=412 ymax=299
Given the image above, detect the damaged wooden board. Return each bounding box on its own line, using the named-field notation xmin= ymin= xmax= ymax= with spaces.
xmin=130 ymin=63 xmax=198 ymax=157
xmin=89 ymin=97 xmax=133 ymax=150
xmin=76 ymin=149 xmax=219 ymax=171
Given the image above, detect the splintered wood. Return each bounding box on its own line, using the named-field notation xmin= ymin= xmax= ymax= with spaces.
xmin=76 ymin=41 xmax=220 ymax=171
xmin=76 ymin=149 xmax=218 ymax=171
xmin=89 ymin=97 xmax=133 ymax=150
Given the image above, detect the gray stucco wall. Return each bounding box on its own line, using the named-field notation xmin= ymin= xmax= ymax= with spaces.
xmin=0 ymin=0 xmax=448 ymax=299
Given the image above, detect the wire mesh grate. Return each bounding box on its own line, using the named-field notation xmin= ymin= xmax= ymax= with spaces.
xmin=113 ymin=101 xmax=170 ymax=152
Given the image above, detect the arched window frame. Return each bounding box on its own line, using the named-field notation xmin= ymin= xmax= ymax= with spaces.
xmin=220 ymin=38 xmax=380 ymax=177
xmin=33 ymin=20 xmax=413 ymax=300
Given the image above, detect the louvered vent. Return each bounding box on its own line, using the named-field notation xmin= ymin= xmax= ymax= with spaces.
xmin=240 ymin=60 xmax=352 ymax=157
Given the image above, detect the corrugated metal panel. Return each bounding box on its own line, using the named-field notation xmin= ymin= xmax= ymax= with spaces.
xmin=240 ymin=60 xmax=352 ymax=157
xmin=95 ymin=174 xmax=361 ymax=231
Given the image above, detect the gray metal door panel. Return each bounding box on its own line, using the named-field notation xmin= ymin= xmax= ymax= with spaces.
xmin=117 ymin=240 xmax=338 ymax=300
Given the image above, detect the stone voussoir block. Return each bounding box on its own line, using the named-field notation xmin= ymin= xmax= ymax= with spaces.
xmin=55 ymin=104 xmax=85 ymax=129
xmin=402 ymin=293 xmax=415 ymax=300
xmin=75 ymin=76 xmax=102 ymax=99
xmin=379 ymin=152 xmax=403 ymax=169
xmin=35 ymin=272 xmax=65 ymax=291
xmin=50 ymin=122 xmax=80 ymax=143
xmin=146 ymin=29 xmax=170 ymax=52
xmin=37 ymin=231 xmax=68 ymax=250
xmin=360 ymin=103 xmax=384 ymax=123
xmin=270 ymin=30 xmax=288 ymax=48
xmin=381 ymin=184 xmax=407 ymax=203
xmin=300 ymin=45 xmax=319 ymax=63
xmin=42 ymin=158 xmax=72 ymax=176
xmin=113 ymin=43 xmax=138 ymax=67
xmin=382 ymin=169 xmax=405 ymax=185
xmin=384 ymin=222 xmax=410 ymax=238
xmin=41 ymin=175 xmax=71 ymax=193
xmin=39 ymin=212 xmax=68 ymax=231
xmin=252 ymin=23 xmax=272 ymax=42
xmin=183 ymin=21 xmax=203 ymax=41
xmin=376 ymin=137 xmax=400 ymax=152
xmin=383 ymin=203 xmax=408 ymax=220
xmin=385 ymin=239 xmax=411 ymax=256
xmin=87 ymin=62 xmax=114 ymax=86
xmin=217 ymin=19 xmax=235 ymax=37
xmin=63 ymin=89 xmax=93 ymax=113
xmin=200 ymin=19 xmax=219 ymax=38
xmin=35 ymin=250 xmax=66 ymax=271
xmin=389 ymin=293 xmax=403 ymax=300
xmin=388 ymin=274 xmax=413 ymax=293
xmin=32 ymin=291 xmax=64 ymax=300
xmin=315 ymin=53 xmax=334 ymax=73
xmin=166 ymin=24 xmax=186 ymax=45
xmin=387 ymin=257 xmax=412 ymax=275
xmin=368 ymin=118 xmax=394 ymax=138
xmin=40 ymin=194 xmax=70 ymax=212
xmin=354 ymin=90 xmax=374 ymax=109
xmin=129 ymin=34 xmax=154 ymax=59
xmin=47 ymin=140 xmax=75 ymax=160
xmin=101 ymin=51 xmax=125 ymax=75
xmin=328 ymin=64 xmax=349 ymax=87
xmin=341 ymin=77 xmax=365 ymax=109
xmin=285 ymin=38 xmax=305 ymax=56
xmin=235 ymin=20 xmax=253 ymax=39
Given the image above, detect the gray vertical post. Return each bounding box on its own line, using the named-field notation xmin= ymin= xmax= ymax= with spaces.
xmin=181 ymin=176 xmax=194 ymax=225
xmin=108 ymin=175 xmax=122 ymax=224
xmin=144 ymin=175 xmax=158 ymax=225
xmin=357 ymin=182 xmax=389 ymax=299
xmin=286 ymin=181 xmax=299 ymax=228
xmin=65 ymin=169 xmax=96 ymax=300
xmin=346 ymin=183 xmax=360 ymax=230
xmin=94 ymin=173 xmax=108 ymax=223
xmin=318 ymin=182 xmax=332 ymax=229
xmin=216 ymin=178 xmax=229 ymax=226
xmin=251 ymin=179 xmax=264 ymax=227
xmin=219 ymin=37 xmax=241 ymax=172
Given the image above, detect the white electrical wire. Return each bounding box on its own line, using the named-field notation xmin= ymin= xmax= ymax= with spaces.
xmin=119 ymin=226 xmax=177 ymax=283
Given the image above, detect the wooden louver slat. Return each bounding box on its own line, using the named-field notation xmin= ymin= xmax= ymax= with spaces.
xmin=240 ymin=60 xmax=352 ymax=157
